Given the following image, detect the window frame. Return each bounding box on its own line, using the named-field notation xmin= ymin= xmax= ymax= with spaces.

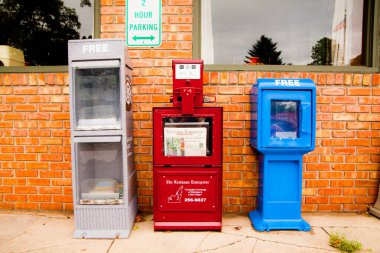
xmin=193 ymin=0 xmax=379 ymax=73
xmin=0 ymin=0 xmax=100 ymax=73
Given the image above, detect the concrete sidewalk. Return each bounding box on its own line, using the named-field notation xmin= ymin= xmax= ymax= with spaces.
xmin=0 ymin=211 xmax=379 ymax=253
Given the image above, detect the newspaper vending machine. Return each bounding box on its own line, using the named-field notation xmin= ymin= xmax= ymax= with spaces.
xmin=250 ymin=78 xmax=316 ymax=231
xmin=69 ymin=39 xmax=137 ymax=238
xmin=153 ymin=60 xmax=223 ymax=230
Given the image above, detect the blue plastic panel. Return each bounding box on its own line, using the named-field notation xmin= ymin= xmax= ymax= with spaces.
xmin=261 ymin=90 xmax=312 ymax=148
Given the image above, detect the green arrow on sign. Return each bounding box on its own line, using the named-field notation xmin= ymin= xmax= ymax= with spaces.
xmin=133 ymin=35 xmax=155 ymax=41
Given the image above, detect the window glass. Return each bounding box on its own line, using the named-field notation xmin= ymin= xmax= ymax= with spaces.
xmin=201 ymin=0 xmax=365 ymax=66
xmin=77 ymin=142 xmax=123 ymax=205
xmin=163 ymin=117 xmax=213 ymax=157
xmin=75 ymin=67 xmax=120 ymax=130
xmin=271 ymin=100 xmax=299 ymax=139
xmin=0 ymin=0 xmax=95 ymax=66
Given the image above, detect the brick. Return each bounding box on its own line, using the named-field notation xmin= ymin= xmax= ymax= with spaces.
xmin=305 ymin=180 xmax=329 ymax=187
xmin=332 ymin=148 xmax=355 ymax=155
xmin=333 ymin=113 xmax=356 ymax=121
xmin=0 ymin=154 xmax=14 ymax=161
xmin=357 ymin=148 xmax=380 ymax=155
xmin=303 ymin=188 xmax=317 ymax=196
xmin=218 ymin=87 xmax=244 ymax=95
xmin=346 ymin=122 xmax=370 ymax=130
xmin=25 ymin=162 xmax=49 ymax=170
xmin=346 ymin=105 xmax=370 ymax=113
xmin=317 ymin=205 xmax=342 ymax=212
xmin=4 ymin=96 xmax=25 ymax=103
xmin=28 ymin=195 xmax=51 ymax=202
xmin=330 ymin=180 xmax=354 ymax=187
xmin=39 ymin=104 xmax=62 ymax=112
xmin=52 ymin=179 xmax=72 ymax=186
xmin=3 ymin=178 xmax=26 ymax=185
xmin=1 ymin=146 xmax=24 ymax=153
xmin=343 ymin=188 xmax=367 ymax=196
xmin=168 ymin=51 xmax=192 ymax=58
xmin=353 ymin=74 xmax=363 ymax=85
xmin=15 ymin=186 xmax=37 ymax=194
xmin=321 ymin=88 xmax=344 ymax=96
xmin=14 ymin=105 xmax=36 ymax=112
xmin=318 ymin=188 xmax=342 ymax=195
xmin=53 ymin=195 xmax=73 ymax=203
xmin=0 ymin=121 xmax=13 ymax=128
xmin=319 ymin=105 xmax=344 ymax=113
xmin=40 ymin=203 xmax=63 ymax=211
xmin=5 ymin=195 xmax=27 ymax=202
xmin=358 ymin=114 xmax=380 ymax=121
xmin=331 ymin=197 xmax=353 ymax=204
xmin=14 ymin=121 xmax=38 ymax=129
xmin=356 ymin=180 xmax=378 ymax=187
xmin=346 ymin=139 xmax=370 ymax=146
xmin=51 ymin=113 xmax=70 ymax=120
xmin=14 ymin=87 xmax=38 ymax=95
xmin=333 ymin=96 xmax=357 ymax=104
xmin=332 ymin=164 xmax=355 ymax=171
xmin=357 ymin=164 xmax=379 ymax=171
xmin=306 ymin=164 xmax=330 ymax=171
xmin=319 ymin=172 xmax=342 ymax=179
xmin=345 ymin=155 xmax=370 ymax=163
xmin=305 ymin=196 xmax=328 ymax=204
xmin=25 ymin=145 xmax=49 ymax=153
xmin=40 ymin=154 xmax=63 ymax=161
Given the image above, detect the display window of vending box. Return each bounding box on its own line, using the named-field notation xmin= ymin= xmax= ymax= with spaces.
xmin=74 ymin=137 xmax=124 ymax=205
xmin=153 ymin=107 xmax=223 ymax=166
xmin=72 ymin=60 xmax=122 ymax=131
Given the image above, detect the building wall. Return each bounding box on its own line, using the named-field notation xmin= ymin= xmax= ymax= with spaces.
xmin=0 ymin=0 xmax=379 ymax=213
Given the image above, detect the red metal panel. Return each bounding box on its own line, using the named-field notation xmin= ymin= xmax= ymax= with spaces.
xmin=153 ymin=167 xmax=222 ymax=230
xmin=172 ymin=59 xmax=203 ymax=108
xmin=153 ymin=107 xmax=223 ymax=166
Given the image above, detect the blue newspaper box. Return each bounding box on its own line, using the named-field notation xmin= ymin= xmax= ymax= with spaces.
xmin=250 ymin=78 xmax=316 ymax=231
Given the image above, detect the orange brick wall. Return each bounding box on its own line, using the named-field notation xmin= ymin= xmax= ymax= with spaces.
xmin=0 ymin=73 xmax=72 ymax=211
xmin=0 ymin=0 xmax=379 ymax=213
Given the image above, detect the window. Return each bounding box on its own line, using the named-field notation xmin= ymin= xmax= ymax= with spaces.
xmin=76 ymin=140 xmax=124 ymax=205
xmin=271 ymin=101 xmax=299 ymax=139
xmin=0 ymin=0 xmax=99 ymax=67
xmin=163 ymin=117 xmax=213 ymax=157
xmin=197 ymin=0 xmax=378 ymax=69
xmin=74 ymin=66 xmax=121 ymax=130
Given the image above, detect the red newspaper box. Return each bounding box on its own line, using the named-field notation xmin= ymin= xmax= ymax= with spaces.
xmin=153 ymin=60 xmax=223 ymax=230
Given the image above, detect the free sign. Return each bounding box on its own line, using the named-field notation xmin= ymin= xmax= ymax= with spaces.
xmin=126 ymin=0 xmax=162 ymax=47
xmin=275 ymin=79 xmax=301 ymax=86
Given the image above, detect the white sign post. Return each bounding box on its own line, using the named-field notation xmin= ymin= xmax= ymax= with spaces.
xmin=126 ymin=0 xmax=162 ymax=47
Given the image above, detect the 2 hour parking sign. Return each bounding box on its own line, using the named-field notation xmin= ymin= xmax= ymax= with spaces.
xmin=126 ymin=0 xmax=162 ymax=47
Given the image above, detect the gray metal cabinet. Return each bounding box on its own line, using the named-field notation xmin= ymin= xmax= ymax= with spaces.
xmin=68 ymin=39 xmax=136 ymax=238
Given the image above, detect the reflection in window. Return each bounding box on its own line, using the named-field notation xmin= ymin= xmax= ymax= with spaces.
xmin=271 ymin=101 xmax=299 ymax=139
xmin=201 ymin=0 xmax=364 ymax=66
xmin=0 ymin=0 xmax=94 ymax=66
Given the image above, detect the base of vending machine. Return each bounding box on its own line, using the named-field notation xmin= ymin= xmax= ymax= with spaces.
xmin=249 ymin=210 xmax=310 ymax=232
xmin=73 ymin=196 xmax=137 ymax=238
xmin=155 ymin=221 xmax=221 ymax=231
xmin=153 ymin=167 xmax=222 ymax=231
xmin=249 ymin=153 xmax=311 ymax=232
